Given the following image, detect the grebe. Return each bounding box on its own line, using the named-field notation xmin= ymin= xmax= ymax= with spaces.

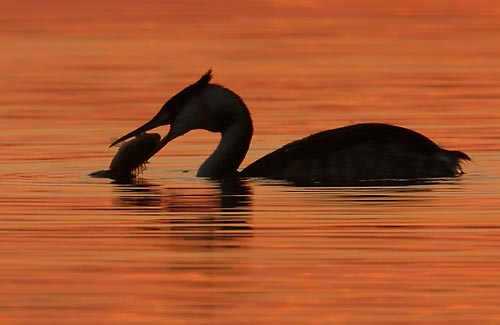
xmin=110 ymin=70 xmax=470 ymax=184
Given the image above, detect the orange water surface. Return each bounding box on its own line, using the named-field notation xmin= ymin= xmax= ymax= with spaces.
xmin=1 ymin=1 xmax=500 ymax=324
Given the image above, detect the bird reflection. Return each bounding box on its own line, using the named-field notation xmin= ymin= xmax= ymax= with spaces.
xmin=112 ymin=177 xmax=253 ymax=245
xmin=112 ymin=180 xmax=164 ymax=208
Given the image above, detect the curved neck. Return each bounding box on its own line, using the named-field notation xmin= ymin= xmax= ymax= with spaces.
xmin=197 ymin=116 xmax=253 ymax=177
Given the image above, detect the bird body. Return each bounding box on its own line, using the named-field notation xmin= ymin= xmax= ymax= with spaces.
xmin=109 ymin=70 xmax=470 ymax=185
xmin=241 ymin=123 xmax=469 ymax=184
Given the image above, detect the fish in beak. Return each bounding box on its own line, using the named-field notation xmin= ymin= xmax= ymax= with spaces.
xmin=109 ymin=69 xmax=214 ymax=158
xmin=108 ymin=110 xmax=193 ymax=163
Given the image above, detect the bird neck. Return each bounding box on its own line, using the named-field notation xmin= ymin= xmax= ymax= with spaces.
xmin=197 ymin=115 xmax=253 ymax=177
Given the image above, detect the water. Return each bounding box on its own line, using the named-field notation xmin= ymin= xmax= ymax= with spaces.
xmin=2 ymin=1 xmax=500 ymax=324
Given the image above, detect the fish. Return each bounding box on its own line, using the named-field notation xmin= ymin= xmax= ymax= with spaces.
xmin=89 ymin=132 xmax=161 ymax=180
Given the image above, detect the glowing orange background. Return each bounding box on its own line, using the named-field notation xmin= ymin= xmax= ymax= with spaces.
xmin=1 ymin=1 xmax=500 ymax=324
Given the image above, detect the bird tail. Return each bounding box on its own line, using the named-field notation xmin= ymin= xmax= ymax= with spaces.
xmin=448 ymin=150 xmax=471 ymax=161
xmin=444 ymin=150 xmax=471 ymax=175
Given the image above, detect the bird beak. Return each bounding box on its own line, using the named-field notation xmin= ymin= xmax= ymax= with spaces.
xmin=153 ymin=127 xmax=178 ymax=154
xmin=109 ymin=110 xmax=183 ymax=161
xmin=109 ymin=112 xmax=171 ymax=148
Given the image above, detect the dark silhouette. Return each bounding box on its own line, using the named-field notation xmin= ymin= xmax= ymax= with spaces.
xmin=90 ymin=132 xmax=160 ymax=180
xmin=110 ymin=70 xmax=470 ymax=185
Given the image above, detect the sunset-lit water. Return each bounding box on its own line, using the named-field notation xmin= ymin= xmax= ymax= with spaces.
xmin=1 ymin=1 xmax=500 ymax=324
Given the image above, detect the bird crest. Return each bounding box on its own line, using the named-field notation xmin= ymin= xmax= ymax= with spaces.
xmin=156 ymin=69 xmax=213 ymax=117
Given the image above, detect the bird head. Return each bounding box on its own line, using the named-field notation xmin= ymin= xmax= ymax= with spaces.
xmin=109 ymin=70 xmax=214 ymax=154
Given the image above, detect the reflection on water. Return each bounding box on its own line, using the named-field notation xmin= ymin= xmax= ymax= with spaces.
xmin=114 ymin=178 xmax=253 ymax=244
